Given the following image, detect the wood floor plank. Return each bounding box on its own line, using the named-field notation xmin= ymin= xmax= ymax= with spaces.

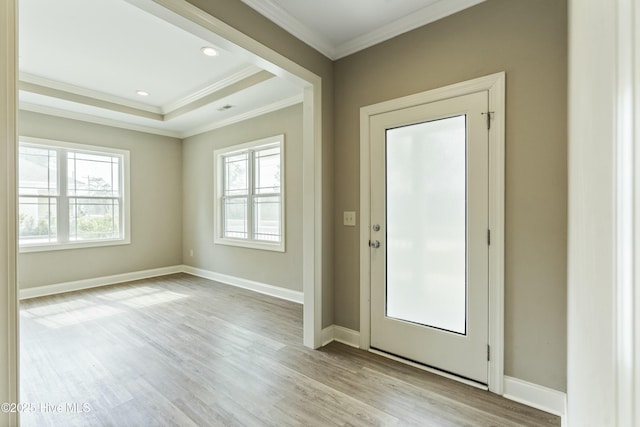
xmin=19 ymin=273 xmax=560 ymax=426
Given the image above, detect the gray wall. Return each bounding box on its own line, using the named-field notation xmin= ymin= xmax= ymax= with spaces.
xmin=182 ymin=105 xmax=303 ymax=292
xmin=18 ymin=111 xmax=183 ymax=289
xmin=333 ymin=0 xmax=567 ymax=391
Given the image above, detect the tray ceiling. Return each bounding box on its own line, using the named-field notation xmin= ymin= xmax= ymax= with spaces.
xmin=19 ymin=0 xmax=303 ymax=138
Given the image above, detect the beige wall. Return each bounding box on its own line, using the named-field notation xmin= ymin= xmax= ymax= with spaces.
xmin=333 ymin=0 xmax=567 ymax=391
xmin=18 ymin=111 xmax=183 ymax=289
xmin=185 ymin=0 xmax=335 ymax=326
xmin=182 ymin=105 xmax=303 ymax=291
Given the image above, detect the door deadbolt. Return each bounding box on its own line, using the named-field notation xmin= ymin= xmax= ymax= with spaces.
xmin=372 ymin=224 xmax=381 ymax=232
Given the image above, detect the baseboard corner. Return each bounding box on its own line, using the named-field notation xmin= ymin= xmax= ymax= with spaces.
xmin=320 ymin=324 xmax=360 ymax=348
xmin=503 ymin=375 xmax=566 ymax=423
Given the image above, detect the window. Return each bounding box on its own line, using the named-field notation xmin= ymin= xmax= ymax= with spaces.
xmin=214 ymin=135 xmax=284 ymax=252
xmin=18 ymin=137 xmax=130 ymax=252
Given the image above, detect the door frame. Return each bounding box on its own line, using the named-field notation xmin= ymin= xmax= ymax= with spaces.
xmin=0 ymin=0 xmax=19 ymax=423
xmin=359 ymin=72 xmax=505 ymax=394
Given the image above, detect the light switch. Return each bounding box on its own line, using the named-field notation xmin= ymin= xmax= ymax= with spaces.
xmin=343 ymin=211 xmax=356 ymax=226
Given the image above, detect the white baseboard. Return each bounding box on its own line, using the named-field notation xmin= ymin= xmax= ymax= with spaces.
xmin=19 ymin=265 xmax=184 ymax=300
xmin=321 ymin=326 xmax=334 ymax=346
xmin=319 ymin=326 xmax=566 ymax=425
xmin=181 ymin=265 xmax=303 ymax=304
xmin=503 ymin=376 xmax=566 ymax=424
xmin=320 ymin=325 xmax=360 ymax=348
xmin=333 ymin=325 xmax=360 ymax=347
xmin=19 ymin=264 xmax=304 ymax=306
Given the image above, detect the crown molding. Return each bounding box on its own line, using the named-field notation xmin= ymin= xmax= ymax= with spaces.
xmin=20 ymin=67 xmax=277 ymax=125
xmin=164 ymin=70 xmax=274 ymax=121
xmin=19 ymin=102 xmax=181 ymax=138
xmin=240 ymin=0 xmax=335 ymax=59
xmin=241 ymin=0 xmax=485 ymax=60
xmin=334 ymin=0 xmax=485 ymax=59
xmin=19 ymin=81 xmax=164 ymax=121
xmin=162 ymin=65 xmax=263 ymax=113
xmin=19 ymin=72 xmax=162 ymax=114
xmin=20 ymin=93 xmax=304 ymax=140
xmin=183 ymin=93 xmax=303 ymax=138
xmin=22 ymin=67 xmax=271 ymax=118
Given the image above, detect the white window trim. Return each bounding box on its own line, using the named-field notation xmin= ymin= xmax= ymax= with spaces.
xmin=18 ymin=136 xmax=131 ymax=253
xmin=214 ymin=134 xmax=285 ymax=252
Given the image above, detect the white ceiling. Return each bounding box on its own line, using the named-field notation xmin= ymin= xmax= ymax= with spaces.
xmin=18 ymin=0 xmax=303 ymax=138
xmin=20 ymin=0 xmax=250 ymax=107
xmin=18 ymin=0 xmax=484 ymax=138
xmin=241 ymin=0 xmax=486 ymax=59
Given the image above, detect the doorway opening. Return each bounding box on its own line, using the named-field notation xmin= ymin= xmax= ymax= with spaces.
xmin=6 ymin=0 xmax=324 ymax=416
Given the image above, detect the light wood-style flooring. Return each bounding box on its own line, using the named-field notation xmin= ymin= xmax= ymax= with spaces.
xmin=20 ymin=273 xmax=560 ymax=426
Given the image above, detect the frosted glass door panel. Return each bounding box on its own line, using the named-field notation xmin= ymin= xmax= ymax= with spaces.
xmin=386 ymin=115 xmax=467 ymax=334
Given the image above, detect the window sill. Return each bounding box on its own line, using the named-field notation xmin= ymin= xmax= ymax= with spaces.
xmin=214 ymin=237 xmax=285 ymax=253
xmin=19 ymin=238 xmax=131 ymax=253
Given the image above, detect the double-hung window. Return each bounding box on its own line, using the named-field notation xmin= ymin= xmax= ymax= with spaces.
xmin=18 ymin=137 xmax=130 ymax=252
xmin=214 ymin=135 xmax=285 ymax=252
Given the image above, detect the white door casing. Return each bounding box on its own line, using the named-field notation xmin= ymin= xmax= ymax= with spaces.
xmin=568 ymin=0 xmax=640 ymax=424
xmin=0 ymin=0 xmax=19 ymax=425
xmin=360 ymin=72 xmax=505 ymax=393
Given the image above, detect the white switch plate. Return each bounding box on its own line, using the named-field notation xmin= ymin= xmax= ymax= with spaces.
xmin=343 ymin=211 xmax=356 ymax=226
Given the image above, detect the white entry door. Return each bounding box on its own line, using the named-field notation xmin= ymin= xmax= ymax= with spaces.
xmin=369 ymin=91 xmax=489 ymax=384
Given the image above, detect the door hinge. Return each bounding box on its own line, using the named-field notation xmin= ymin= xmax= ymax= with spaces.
xmin=481 ymin=111 xmax=495 ymax=130
xmin=487 ymin=344 xmax=491 ymax=361
xmin=487 ymin=229 xmax=491 ymax=246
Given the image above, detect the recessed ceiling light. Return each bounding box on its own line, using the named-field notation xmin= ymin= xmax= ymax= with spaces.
xmin=136 ymin=90 xmax=149 ymax=97
xmin=201 ymin=46 xmax=218 ymax=57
